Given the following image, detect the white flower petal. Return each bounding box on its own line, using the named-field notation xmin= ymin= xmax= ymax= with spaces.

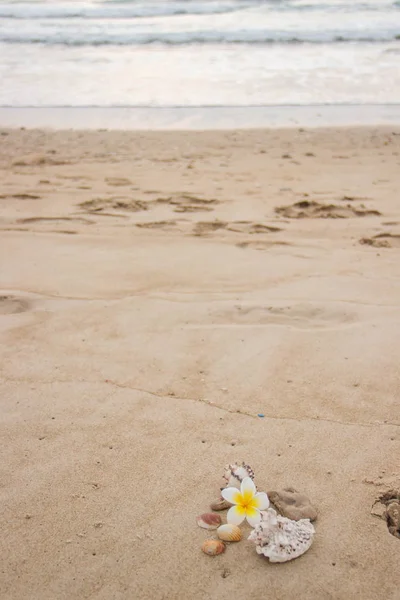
xmin=253 ymin=492 xmax=270 ymax=510
xmin=246 ymin=509 xmax=262 ymax=527
xmin=221 ymin=487 xmax=241 ymax=505
xmin=240 ymin=476 xmax=256 ymax=497
xmin=227 ymin=505 xmax=246 ymax=525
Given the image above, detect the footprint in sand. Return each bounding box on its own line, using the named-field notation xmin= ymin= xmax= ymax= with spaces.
xmin=13 ymin=155 xmax=69 ymax=167
xmin=17 ymin=216 xmax=93 ymax=225
xmin=0 ymin=295 xmax=30 ymax=315
xmin=225 ymin=221 xmax=282 ymax=234
xmin=105 ymin=177 xmax=132 ymax=187
xmin=275 ymin=200 xmax=381 ymax=219
xmin=340 ymin=195 xmax=371 ymax=202
xmin=155 ymin=193 xmax=219 ymax=213
xmin=236 ymin=240 xmax=290 ymax=250
xmin=0 ymin=193 xmax=41 ymax=200
xmin=360 ymin=233 xmax=400 ymax=248
xmin=79 ymin=198 xmax=148 ymax=213
xmin=136 ymin=220 xmax=179 ymax=232
xmin=193 ymin=220 xmax=227 ymax=235
xmin=193 ymin=220 xmax=281 ymax=236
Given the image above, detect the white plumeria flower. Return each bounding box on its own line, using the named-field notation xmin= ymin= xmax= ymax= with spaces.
xmin=221 ymin=476 xmax=269 ymax=527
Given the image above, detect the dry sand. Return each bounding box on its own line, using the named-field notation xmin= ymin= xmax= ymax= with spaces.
xmin=0 ymin=126 xmax=399 ymax=599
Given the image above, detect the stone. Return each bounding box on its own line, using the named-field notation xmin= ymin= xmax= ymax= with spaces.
xmin=386 ymin=501 xmax=400 ymax=539
xmin=267 ymin=487 xmax=317 ymax=522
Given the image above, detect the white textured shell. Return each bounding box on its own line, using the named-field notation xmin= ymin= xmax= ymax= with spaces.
xmin=222 ymin=462 xmax=255 ymax=490
xmin=248 ymin=508 xmax=315 ymax=563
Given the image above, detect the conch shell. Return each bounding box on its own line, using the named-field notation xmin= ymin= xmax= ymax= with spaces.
xmin=222 ymin=462 xmax=255 ymax=490
xmin=248 ymin=508 xmax=315 ymax=563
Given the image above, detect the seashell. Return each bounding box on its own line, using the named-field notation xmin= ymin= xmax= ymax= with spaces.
xmin=210 ymin=497 xmax=232 ymax=511
xmin=217 ymin=524 xmax=242 ymax=542
xmin=201 ymin=539 xmax=226 ymax=556
xmin=222 ymin=462 xmax=255 ymax=490
xmin=248 ymin=508 xmax=315 ymax=563
xmin=268 ymin=488 xmax=317 ymax=522
xmin=196 ymin=513 xmax=222 ymax=530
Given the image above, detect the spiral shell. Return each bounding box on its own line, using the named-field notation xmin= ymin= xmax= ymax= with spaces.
xmin=217 ymin=524 xmax=242 ymax=542
xmin=196 ymin=513 xmax=222 ymax=530
xmin=222 ymin=462 xmax=255 ymax=490
xmin=201 ymin=539 xmax=226 ymax=556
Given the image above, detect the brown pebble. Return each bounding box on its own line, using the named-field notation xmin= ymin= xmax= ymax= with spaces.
xmin=210 ymin=497 xmax=232 ymax=511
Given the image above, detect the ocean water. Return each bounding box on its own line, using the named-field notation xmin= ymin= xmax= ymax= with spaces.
xmin=0 ymin=0 xmax=399 ymax=108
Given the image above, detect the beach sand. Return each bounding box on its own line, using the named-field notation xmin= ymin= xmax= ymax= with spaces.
xmin=1 ymin=126 xmax=399 ymax=599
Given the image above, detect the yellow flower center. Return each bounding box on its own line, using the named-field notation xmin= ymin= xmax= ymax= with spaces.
xmin=238 ymin=490 xmax=255 ymax=510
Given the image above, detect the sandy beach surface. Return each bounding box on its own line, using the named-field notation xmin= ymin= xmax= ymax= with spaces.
xmin=1 ymin=126 xmax=400 ymax=599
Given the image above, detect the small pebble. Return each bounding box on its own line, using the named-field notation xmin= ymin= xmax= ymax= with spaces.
xmin=257 ymin=413 xmax=265 ymax=418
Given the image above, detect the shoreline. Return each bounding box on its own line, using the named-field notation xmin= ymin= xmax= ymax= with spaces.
xmin=1 ymin=104 xmax=400 ymax=130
